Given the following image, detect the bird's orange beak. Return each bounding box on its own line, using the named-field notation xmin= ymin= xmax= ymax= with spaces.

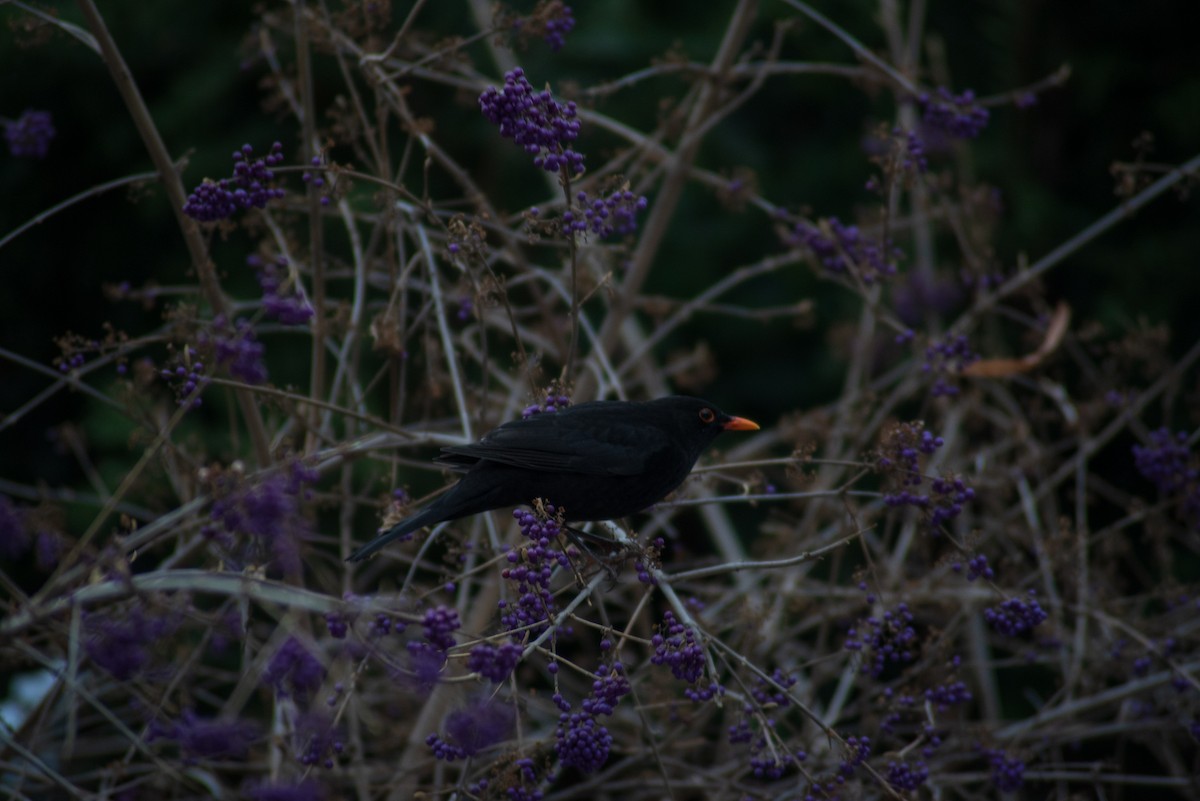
xmin=722 ymin=415 xmax=760 ymax=431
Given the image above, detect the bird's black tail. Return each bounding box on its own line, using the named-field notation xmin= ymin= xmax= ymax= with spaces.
xmin=346 ymin=504 xmax=444 ymax=562
xmin=347 ymin=474 xmax=511 ymax=562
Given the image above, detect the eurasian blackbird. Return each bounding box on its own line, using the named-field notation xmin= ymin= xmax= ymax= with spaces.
xmin=347 ymin=396 xmax=759 ymax=561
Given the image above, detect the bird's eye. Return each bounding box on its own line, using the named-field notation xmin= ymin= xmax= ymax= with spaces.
xmin=698 ymin=407 xmax=715 ymax=424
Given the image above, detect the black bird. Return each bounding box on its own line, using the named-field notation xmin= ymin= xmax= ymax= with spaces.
xmin=348 ymin=396 xmax=759 ymax=561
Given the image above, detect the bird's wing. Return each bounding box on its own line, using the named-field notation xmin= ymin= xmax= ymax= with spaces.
xmin=438 ymin=411 xmax=667 ymax=476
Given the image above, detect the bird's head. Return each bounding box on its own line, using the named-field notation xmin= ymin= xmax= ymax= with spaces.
xmin=650 ymin=395 xmax=759 ymax=453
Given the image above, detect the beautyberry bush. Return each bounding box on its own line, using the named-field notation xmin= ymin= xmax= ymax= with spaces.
xmin=2 ymin=2 xmax=1198 ymax=800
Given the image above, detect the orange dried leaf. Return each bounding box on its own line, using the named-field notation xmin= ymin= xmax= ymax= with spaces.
xmin=961 ymin=303 xmax=1071 ymax=378
xmin=961 ymin=357 xmax=1036 ymax=377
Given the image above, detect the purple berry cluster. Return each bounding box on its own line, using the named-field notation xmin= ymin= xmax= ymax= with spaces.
xmin=836 ymin=734 xmax=873 ymax=780
xmin=960 ymin=264 xmax=1007 ymax=291
xmin=749 ymin=743 xmax=807 ymax=781
xmin=1133 ymin=428 xmax=1200 ymax=525
xmin=418 ymin=605 xmax=461 ymax=652
xmin=467 ymin=640 xmax=523 ymax=682
xmin=85 ymin=606 xmax=176 ymax=681
xmin=730 ymin=699 xmax=807 ymax=780
xmin=878 ymin=422 xmax=940 ymax=476
xmin=324 ymin=611 xmax=349 ymax=639
xmin=979 ymin=746 xmax=1026 ymax=792
xmin=901 ymin=127 xmax=928 ymax=173
xmin=959 ymin=554 xmax=994 ymax=581
xmin=925 ymin=679 xmax=973 ymax=710
xmin=301 ymin=155 xmax=331 ymax=206
xmin=455 ymin=296 xmax=473 ymax=322
xmin=446 ymin=215 xmax=489 ymax=262
xmin=542 ymin=3 xmax=575 ymax=52
xmin=581 ymin=662 xmax=630 ymax=716
xmin=869 ymin=126 xmax=930 ymax=187
xmin=301 ymin=156 xmax=325 ymax=189
xmin=844 ymin=602 xmax=918 ymax=677
xmin=249 ymin=255 xmax=314 ymax=325
xmin=878 ymin=690 xmax=921 ymax=733
xmin=51 ymin=332 xmax=108 ymax=375
xmin=928 ymin=476 xmax=975 ymax=530
xmin=650 ymin=610 xmax=720 ymax=701
xmin=428 ymin=700 xmax=515 ymax=762
xmin=148 ymin=709 xmax=260 ymax=762
xmin=631 ymin=541 xmax=667 ymax=586
xmin=205 ymin=316 xmax=268 ymax=384
xmin=295 ymin=710 xmax=345 ymax=768
xmin=553 ymin=662 xmax=630 ymax=773
xmin=923 ymin=332 xmax=979 ymax=397
xmin=790 ymin=216 xmax=899 ymax=284
xmin=501 ymin=507 xmax=573 ymax=638
xmin=554 ymin=708 xmax=611 ymax=774
xmin=751 ymin=668 xmax=797 ymax=707
xmin=511 ymin=1 xmax=575 ymax=53
xmin=4 ymin=109 xmax=55 ymax=158
xmin=886 ymin=758 xmax=929 ymax=791
xmin=183 ymin=142 xmax=285 ymax=221
xmin=158 ymin=346 xmax=209 ymax=408
xmin=522 ymin=389 xmax=572 ymax=418
xmin=878 ymin=422 xmax=975 ymax=534
xmin=479 ymin=68 xmax=584 ymax=175
xmin=204 ymin=464 xmax=316 ymax=579
xmin=727 ymin=716 xmax=753 ymax=745
xmin=367 ymin=611 xmax=406 ymax=638
xmin=501 ymin=757 xmax=545 ymax=801
xmin=984 ymin=590 xmax=1048 ymax=637
xmin=406 ymin=606 xmax=461 ymax=687
xmin=1105 ymin=388 xmax=1132 ymax=407
xmin=556 ymin=188 xmax=648 ymax=239
xmin=55 ymin=350 xmax=87 ymax=373
xmin=919 ymin=87 xmax=990 ymax=139
xmin=263 ymin=637 xmax=325 ymax=700
xmin=1131 ymin=653 xmax=1153 ymax=677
